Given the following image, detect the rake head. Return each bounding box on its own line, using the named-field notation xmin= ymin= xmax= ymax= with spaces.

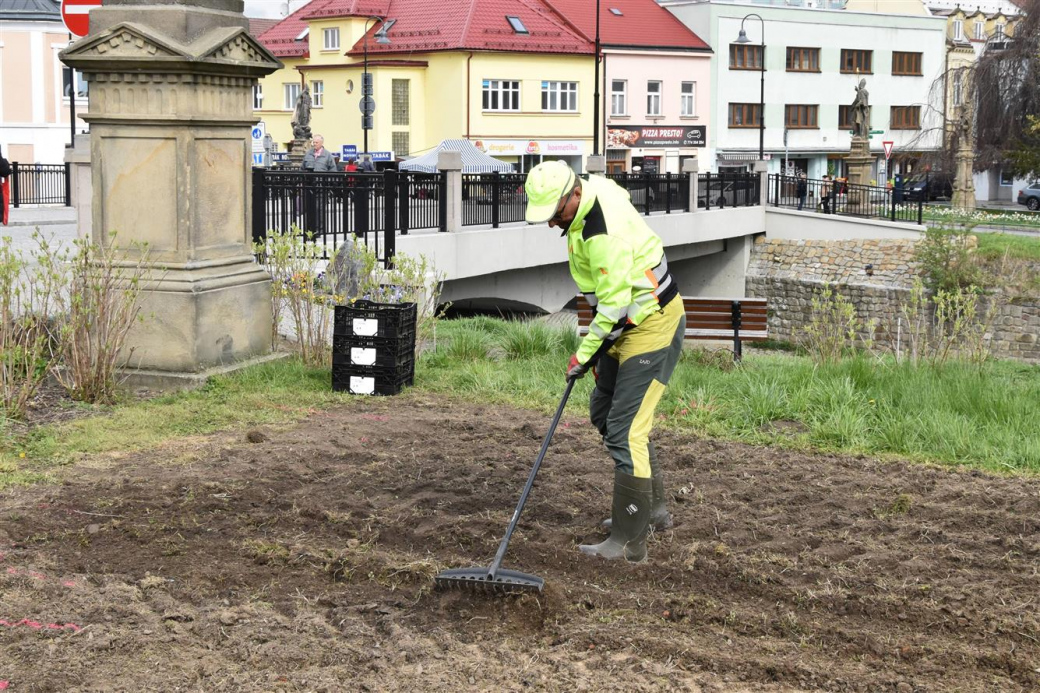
xmin=434 ymin=567 xmax=544 ymax=595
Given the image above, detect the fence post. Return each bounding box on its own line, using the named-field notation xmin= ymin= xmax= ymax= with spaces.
xmin=437 ymin=151 xmax=462 ymax=232
xmin=731 ymin=300 xmax=743 ymax=362
xmin=438 ymin=172 xmax=448 ymax=232
xmin=754 ymin=160 xmax=768 ymax=207
xmin=383 ymin=169 xmax=397 ymax=267
xmin=354 ymin=175 xmax=369 ymax=239
xmin=890 ymin=189 xmax=896 ymax=222
xmin=644 ymin=171 xmax=651 ymax=216
xmin=251 ymin=167 xmax=267 ymax=246
xmin=11 ymin=162 xmax=20 ymax=208
xmin=665 ymin=172 xmax=672 ymax=214
xmin=917 ymin=195 xmax=923 ymax=225
xmin=398 ymin=171 xmax=410 ymax=236
xmin=682 ymin=158 xmax=698 ymax=213
xmin=62 ymin=161 xmax=71 ymax=204
xmin=704 ymin=171 xmax=711 ymax=211
xmin=491 ymin=171 xmax=500 ymax=228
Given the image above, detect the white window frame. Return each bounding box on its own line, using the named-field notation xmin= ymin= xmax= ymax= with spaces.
xmin=284 ymin=82 xmax=300 ymax=111
xmin=680 ymin=81 xmax=696 ymax=117
xmin=646 ymin=80 xmax=662 ymax=116
xmin=323 ymin=27 xmax=340 ymax=51
xmin=541 ymin=80 xmax=577 ymax=112
xmin=610 ymin=79 xmax=627 ymax=116
xmin=253 ymin=83 xmax=263 ymax=110
xmin=953 ymin=19 xmax=964 ymax=41
xmin=975 ymin=21 xmax=985 ymax=40
xmin=994 ymin=23 xmax=1005 ymax=39
xmin=482 ymin=79 xmax=520 ymax=112
xmin=311 ymin=80 xmax=323 ymax=108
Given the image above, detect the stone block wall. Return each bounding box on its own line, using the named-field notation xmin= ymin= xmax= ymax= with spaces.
xmin=746 ymin=237 xmax=1040 ymax=363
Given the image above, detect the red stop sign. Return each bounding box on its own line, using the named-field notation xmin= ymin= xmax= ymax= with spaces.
xmin=62 ymin=0 xmax=102 ymax=38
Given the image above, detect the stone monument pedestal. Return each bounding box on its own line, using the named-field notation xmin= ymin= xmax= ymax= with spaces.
xmin=952 ymin=145 xmax=976 ymax=212
xmin=844 ymin=136 xmax=874 ymax=212
xmin=289 ymin=138 xmax=309 ymax=169
xmin=60 ymin=0 xmax=286 ymax=391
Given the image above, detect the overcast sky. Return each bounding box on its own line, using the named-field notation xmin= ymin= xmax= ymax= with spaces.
xmin=243 ymin=0 xmax=313 ymax=19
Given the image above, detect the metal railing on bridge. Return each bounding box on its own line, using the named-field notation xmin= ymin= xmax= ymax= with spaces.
xmin=768 ymin=174 xmax=924 ymax=225
xmin=606 ymin=172 xmax=690 ymax=215
xmin=461 ymin=172 xmax=528 ymax=227
xmin=698 ymin=172 xmax=761 ymax=210
xmin=9 ymin=163 xmax=71 ymax=207
xmin=251 ymin=168 xmax=446 ymax=267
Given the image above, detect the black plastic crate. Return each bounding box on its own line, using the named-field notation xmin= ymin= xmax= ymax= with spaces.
xmin=334 ymin=301 xmax=417 ymax=339
xmin=333 ymin=345 xmax=414 ymax=371
xmin=332 ymin=363 xmax=413 ymax=396
xmin=333 ymin=332 xmax=413 ymax=359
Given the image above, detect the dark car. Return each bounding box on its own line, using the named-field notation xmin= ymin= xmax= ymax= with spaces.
xmin=905 ymin=173 xmax=954 ymax=202
xmin=1017 ymin=182 xmax=1040 ymax=211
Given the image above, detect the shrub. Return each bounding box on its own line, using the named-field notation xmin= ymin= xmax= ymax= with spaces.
xmin=916 ymin=226 xmax=983 ymax=293
xmin=804 ymin=283 xmax=862 ymax=364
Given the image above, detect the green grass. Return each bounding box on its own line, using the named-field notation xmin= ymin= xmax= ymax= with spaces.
xmin=4 ymin=316 xmax=1040 ymax=491
xmin=974 ymin=231 xmax=1040 ymax=262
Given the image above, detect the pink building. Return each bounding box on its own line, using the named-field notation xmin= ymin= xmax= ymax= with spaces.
xmin=554 ymin=0 xmax=713 ymax=174
xmin=0 ymin=0 xmax=88 ymax=164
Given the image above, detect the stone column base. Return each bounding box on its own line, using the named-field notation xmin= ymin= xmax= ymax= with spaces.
xmin=118 ymin=351 xmax=291 ymax=394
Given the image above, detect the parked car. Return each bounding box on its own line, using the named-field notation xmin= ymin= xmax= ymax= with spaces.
xmin=904 ymin=173 xmax=954 ymax=202
xmin=1017 ymin=182 xmax=1040 ymax=211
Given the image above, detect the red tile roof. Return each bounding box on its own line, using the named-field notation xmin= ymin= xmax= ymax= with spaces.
xmin=257 ymin=0 xmax=324 ymax=58
xmin=552 ymin=0 xmax=710 ymax=51
xmin=302 ymin=0 xmax=391 ymax=20
xmin=248 ymin=18 xmax=280 ymax=38
xmin=346 ymin=0 xmax=594 ymax=56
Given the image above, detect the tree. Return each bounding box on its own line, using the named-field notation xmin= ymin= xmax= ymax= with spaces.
xmin=1006 ymin=115 xmax=1040 ymax=180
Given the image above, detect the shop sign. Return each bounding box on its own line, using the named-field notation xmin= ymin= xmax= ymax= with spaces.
xmin=471 ymin=139 xmax=585 ymax=156
xmin=606 ymin=125 xmax=706 ymax=149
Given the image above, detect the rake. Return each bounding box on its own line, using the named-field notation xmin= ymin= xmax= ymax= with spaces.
xmin=434 ymin=378 xmax=576 ymax=595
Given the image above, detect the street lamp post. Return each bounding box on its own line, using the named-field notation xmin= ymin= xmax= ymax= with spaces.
xmin=735 ymin=14 xmax=765 ymax=161
xmin=362 ymin=16 xmax=395 ymax=157
xmin=593 ymin=0 xmax=601 ymax=156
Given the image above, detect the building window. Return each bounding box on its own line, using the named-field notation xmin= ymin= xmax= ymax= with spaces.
xmin=952 ymin=70 xmax=963 ymax=106
xmin=681 ymin=82 xmax=696 ymax=117
xmin=994 ymin=23 xmax=1005 ymax=39
xmin=647 ymin=81 xmax=661 ymax=116
xmin=974 ymin=21 xmax=985 ymax=40
xmin=611 ymin=79 xmax=627 ymax=115
xmin=730 ymin=44 xmax=763 ymax=70
xmin=482 ymin=79 xmax=520 ymax=111
xmin=311 ymin=80 xmax=323 ymax=108
xmin=323 ymin=27 xmax=340 ymax=50
xmin=541 ymin=81 xmax=578 ymax=112
xmin=506 ymin=16 xmax=528 ymax=34
xmin=283 ymin=82 xmax=300 ymax=110
xmin=840 ymin=49 xmax=873 ymax=74
xmin=890 ymin=105 xmax=921 ymax=130
xmin=62 ymin=66 xmax=88 ymax=99
xmin=953 ymin=19 xmax=964 ymax=41
xmin=892 ymin=52 xmax=922 ymax=76
xmin=253 ymin=84 xmax=263 ymax=110
xmin=785 ymin=104 xmax=818 ymax=128
xmin=392 ymin=132 xmax=410 ymax=159
xmin=786 ymin=47 xmax=820 ymax=72
xmin=839 ymin=105 xmax=872 ymax=129
xmin=729 ymin=103 xmax=761 ymax=128
xmin=392 ymin=79 xmax=410 ymax=125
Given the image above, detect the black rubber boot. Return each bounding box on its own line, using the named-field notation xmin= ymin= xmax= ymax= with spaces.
xmin=601 ymin=469 xmax=673 ymax=531
xmin=580 ymin=470 xmax=652 ymax=562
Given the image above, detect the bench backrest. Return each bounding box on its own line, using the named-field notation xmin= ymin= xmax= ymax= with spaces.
xmin=575 ymin=295 xmax=769 ymax=341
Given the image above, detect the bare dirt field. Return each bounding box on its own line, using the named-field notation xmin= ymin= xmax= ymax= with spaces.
xmin=2 ymin=392 xmax=1038 ymax=692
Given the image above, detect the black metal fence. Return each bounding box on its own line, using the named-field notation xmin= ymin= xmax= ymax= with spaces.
xmin=698 ymin=172 xmax=761 ymax=210
xmin=9 ymin=163 xmax=71 ymax=207
xmin=606 ymin=172 xmax=690 ymax=215
xmin=461 ymin=172 xmax=528 ymax=227
xmin=251 ymin=168 xmax=446 ymax=267
xmin=768 ymin=174 xmax=924 ymax=224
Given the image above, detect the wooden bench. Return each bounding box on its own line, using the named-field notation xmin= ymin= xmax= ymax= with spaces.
xmin=576 ymin=295 xmax=769 ymax=361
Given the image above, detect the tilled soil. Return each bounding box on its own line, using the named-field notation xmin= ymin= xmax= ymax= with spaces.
xmin=1 ymin=392 xmax=1038 ymax=692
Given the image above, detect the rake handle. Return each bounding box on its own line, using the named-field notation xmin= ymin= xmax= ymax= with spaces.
xmin=487 ymin=377 xmax=577 ymax=581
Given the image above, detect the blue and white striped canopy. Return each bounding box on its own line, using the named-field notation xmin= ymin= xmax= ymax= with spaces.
xmin=399 ymin=139 xmax=514 ymax=173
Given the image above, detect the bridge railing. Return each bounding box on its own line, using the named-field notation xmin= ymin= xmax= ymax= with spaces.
xmin=9 ymin=163 xmax=71 ymax=207
xmin=767 ymin=174 xmax=923 ymax=224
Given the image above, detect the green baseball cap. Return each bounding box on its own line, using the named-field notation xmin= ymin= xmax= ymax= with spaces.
xmin=524 ymin=161 xmax=576 ymax=224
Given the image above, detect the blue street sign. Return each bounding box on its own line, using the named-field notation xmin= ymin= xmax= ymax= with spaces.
xmin=368 ymin=151 xmax=393 ymax=162
xmin=251 ymin=127 xmax=263 ymax=140
xmin=252 ymin=153 xmax=264 ymax=166
xmin=271 ymin=152 xmax=288 ymax=162
xmin=342 ymin=145 xmax=358 ymax=159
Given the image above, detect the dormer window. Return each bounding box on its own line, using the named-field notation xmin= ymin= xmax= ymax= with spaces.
xmin=609 ymin=8 xmax=623 ymax=15
xmin=506 ymin=16 xmax=528 ymax=34
xmin=295 ymin=28 xmax=309 ymax=41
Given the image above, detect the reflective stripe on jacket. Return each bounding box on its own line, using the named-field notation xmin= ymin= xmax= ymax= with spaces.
xmin=566 ymin=175 xmax=676 ymax=365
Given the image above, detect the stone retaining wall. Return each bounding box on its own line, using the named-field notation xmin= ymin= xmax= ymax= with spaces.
xmin=746 ymin=237 xmax=1040 ymax=363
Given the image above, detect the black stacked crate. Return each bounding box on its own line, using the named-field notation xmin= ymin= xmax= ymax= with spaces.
xmin=332 ymin=301 xmax=417 ymax=395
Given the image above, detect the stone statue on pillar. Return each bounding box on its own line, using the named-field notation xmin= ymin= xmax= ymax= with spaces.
xmin=845 ymin=78 xmax=874 ymax=210
xmin=291 ymin=86 xmax=312 ymax=140
xmin=59 ymin=0 xmax=286 ymax=390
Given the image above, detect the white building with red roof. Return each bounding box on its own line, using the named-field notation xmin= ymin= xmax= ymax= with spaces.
xmin=253 ymin=0 xmax=711 ymax=172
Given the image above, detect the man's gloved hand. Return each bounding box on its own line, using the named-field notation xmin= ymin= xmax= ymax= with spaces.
xmin=566 ymin=354 xmax=588 ymax=380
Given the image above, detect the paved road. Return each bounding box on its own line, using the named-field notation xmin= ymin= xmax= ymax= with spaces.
xmin=2 ymin=207 xmax=79 ymax=259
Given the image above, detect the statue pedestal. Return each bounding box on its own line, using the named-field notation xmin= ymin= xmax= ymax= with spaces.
xmin=952 ymin=146 xmax=976 ymax=212
xmin=844 ymin=136 xmax=874 ymax=212
xmin=60 ymin=3 xmax=285 ymax=391
xmin=289 ymin=138 xmax=309 ymax=170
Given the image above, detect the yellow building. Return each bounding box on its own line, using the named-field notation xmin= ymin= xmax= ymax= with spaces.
xmin=255 ymin=0 xmax=597 ymax=171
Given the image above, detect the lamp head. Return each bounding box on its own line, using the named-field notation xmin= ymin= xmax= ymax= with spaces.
xmin=375 ymin=18 xmax=396 ymax=44
xmin=736 ymin=28 xmax=750 ymax=43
